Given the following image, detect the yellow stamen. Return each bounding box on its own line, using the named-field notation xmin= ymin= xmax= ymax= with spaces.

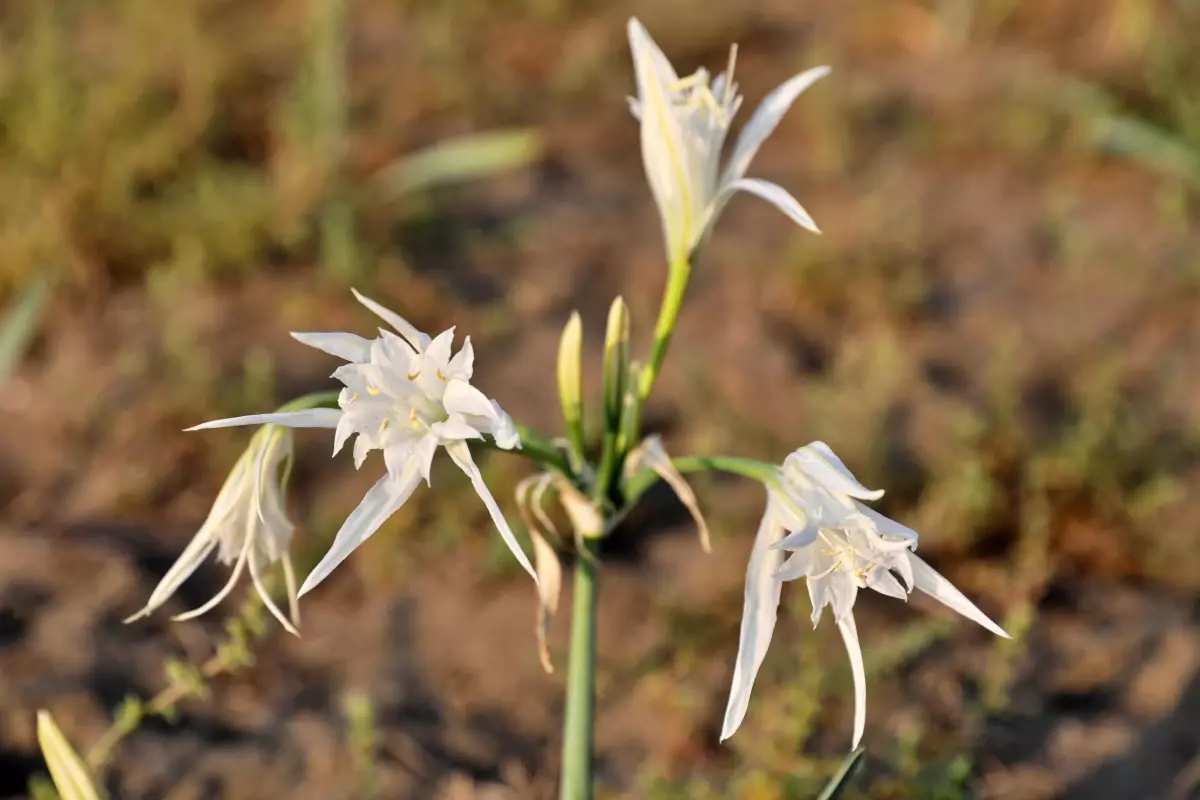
xmin=380 ymin=419 xmax=390 ymax=431
xmin=366 ymin=386 xmax=381 ymax=396
xmin=406 ymin=368 xmax=420 ymax=381
xmin=348 ymin=393 xmax=359 ymax=403
xmin=436 ymin=368 xmax=447 ymax=381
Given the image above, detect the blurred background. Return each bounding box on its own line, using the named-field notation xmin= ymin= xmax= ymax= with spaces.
xmin=1 ymin=0 xmax=1199 ymax=798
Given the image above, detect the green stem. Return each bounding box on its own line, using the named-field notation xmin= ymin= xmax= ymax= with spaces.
xmin=560 ymin=537 xmax=599 ymax=800
xmin=637 ymin=253 xmax=692 ymax=407
xmin=622 ymin=454 xmax=781 ymax=507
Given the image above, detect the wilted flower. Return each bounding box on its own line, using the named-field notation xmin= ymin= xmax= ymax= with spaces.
xmin=722 ymin=442 xmax=1009 ymax=747
xmin=126 ymin=424 xmax=301 ymax=634
xmin=188 ymin=289 xmax=534 ymax=598
xmin=627 ymin=17 xmax=829 ymax=266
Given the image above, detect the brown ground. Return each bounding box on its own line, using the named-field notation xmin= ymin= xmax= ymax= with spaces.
xmin=2 ymin=1 xmax=1200 ymax=798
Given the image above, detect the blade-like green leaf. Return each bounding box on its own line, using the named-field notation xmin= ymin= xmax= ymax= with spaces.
xmin=816 ymin=747 xmax=866 ymax=800
xmin=1093 ymin=114 xmax=1200 ymax=187
xmin=0 ymin=271 xmax=51 ymax=382
xmin=36 ymin=710 xmax=106 ymax=800
xmin=376 ymin=128 xmax=544 ymax=197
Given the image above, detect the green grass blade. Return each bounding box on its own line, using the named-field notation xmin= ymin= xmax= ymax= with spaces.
xmin=0 ymin=272 xmax=52 ymax=382
xmin=376 ymin=128 xmax=544 ymax=198
xmin=815 ymin=747 xmax=866 ymax=800
xmin=1093 ymin=114 xmax=1200 ymax=187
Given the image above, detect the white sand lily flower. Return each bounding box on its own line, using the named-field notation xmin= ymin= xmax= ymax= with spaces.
xmin=722 ymin=442 xmax=1010 ymax=747
xmin=187 ymin=289 xmax=533 ymax=598
xmin=125 ymin=424 xmax=301 ymax=635
xmin=627 ymin=17 xmax=829 ymax=266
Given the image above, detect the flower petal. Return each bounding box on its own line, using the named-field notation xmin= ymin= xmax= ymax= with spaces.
xmin=722 ymin=66 xmax=831 ymax=186
xmin=628 ymin=17 xmax=692 ymax=263
xmin=443 ymin=379 xmax=498 ymax=419
xmin=172 ymin=527 xmax=255 ymax=622
xmin=722 ymin=178 xmax=821 ymax=234
xmin=290 ymin=331 xmax=373 ymax=362
xmin=431 ymin=414 xmax=484 ymax=442
xmin=854 ymin=501 xmax=919 ymax=544
xmin=774 ymin=523 xmax=818 ymax=551
xmin=909 ymin=554 xmax=1010 ymax=638
xmin=351 ymin=288 xmax=431 ymax=351
xmin=299 ymin=468 xmax=423 ymax=596
xmin=124 ymin=536 xmax=220 ymax=622
xmin=867 ymin=567 xmax=908 ymax=600
xmin=720 ymin=504 xmax=786 ymax=740
xmin=248 ymin=547 xmax=299 ymax=636
xmin=491 ymin=403 xmax=521 ymax=450
xmin=186 ymin=409 xmax=342 ymax=431
xmin=836 ymin=612 xmax=867 ymax=750
xmin=776 ymin=545 xmax=817 ymax=581
xmin=787 ymin=441 xmax=882 ymax=499
xmin=424 ymin=328 xmax=456 ymax=369
xmin=445 ymin=440 xmax=537 ymax=583
xmin=446 ymin=336 xmax=474 ymax=380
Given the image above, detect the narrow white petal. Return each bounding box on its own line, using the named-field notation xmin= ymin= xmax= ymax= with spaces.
xmin=432 ymin=414 xmax=485 ymax=442
xmin=836 ymin=612 xmax=867 ymax=750
xmin=722 ymin=178 xmax=820 ymax=234
xmin=775 ymin=546 xmax=816 ymax=581
xmin=854 ymin=502 xmax=919 ymax=543
xmin=248 ymin=548 xmax=299 ymax=636
xmin=446 ymin=337 xmax=474 ymax=380
xmin=351 ymin=288 xmax=431 ymax=351
xmin=172 ymin=529 xmax=254 ymax=622
xmin=445 ymin=441 xmax=537 ymax=583
xmin=352 ymin=434 xmax=372 ymax=469
xmin=290 ymin=331 xmax=373 ymax=362
xmin=909 ymin=555 xmax=1010 ymax=638
xmin=124 ymin=537 xmax=220 ymax=622
xmin=774 ymin=523 xmax=818 ymax=551
xmin=720 ymin=506 xmax=786 ymax=740
xmin=186 ymin=409 xmax=341 ymax=431
xmin=299 ymin=469 xmax=423 ymax=597
xmin=628 ymin=17 xmax=692 ymax=263
xmin=443 ymin=379 xmax=498 ymax=419
xmin=424 ymin=328 xmax=456 ymax=368
xmin=491 ymin=404 xmax=520 ymax=450
xmin=867 ymin=567 xmax=907 ymax=600
xmin=333 ymin=414 xmax=357 ymax=456
xmin=282 ymin=554 xmax=301 ymax=630
xmin=722 ymin=66 xmax=830 ymax=185
xmin=787 ymin=441 xmax=882 ymax=499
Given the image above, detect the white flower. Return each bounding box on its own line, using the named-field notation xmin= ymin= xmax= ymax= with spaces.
xmin=722 ymin=442 xmax=1010 ymax=747
xmin=187 ymin=289 xmax=534 ymax=598
xmin=627 ymin=17 xmax=829 ymax=266
xmin=125 ymin=424 xmax=301 ymax=635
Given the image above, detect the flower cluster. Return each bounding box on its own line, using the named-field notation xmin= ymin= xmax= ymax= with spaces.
xmin=130 ymin=290 xmax=534 ymax=632
xmin=723 ymin=442 xmax=1010 ymax=747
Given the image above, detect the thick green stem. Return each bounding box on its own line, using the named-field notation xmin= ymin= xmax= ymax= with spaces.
xmin=638 ymin=254 xmax=692 ymax=407
xmin=560 ymin=538 xmax=599 ymax=800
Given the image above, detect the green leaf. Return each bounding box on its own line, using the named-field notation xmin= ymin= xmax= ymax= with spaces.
xmin=0 ymin=271 xmax=52 ymax=382
xmin=1093 ymin=114 xmax=1200 ymax=187
xmin=36 ymin=710 xmax=106 ymax=800
xmin=376 ymin=128 xmax=544 ymax=198
xmin=815 ymin=747 xmax=866 ymax=800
